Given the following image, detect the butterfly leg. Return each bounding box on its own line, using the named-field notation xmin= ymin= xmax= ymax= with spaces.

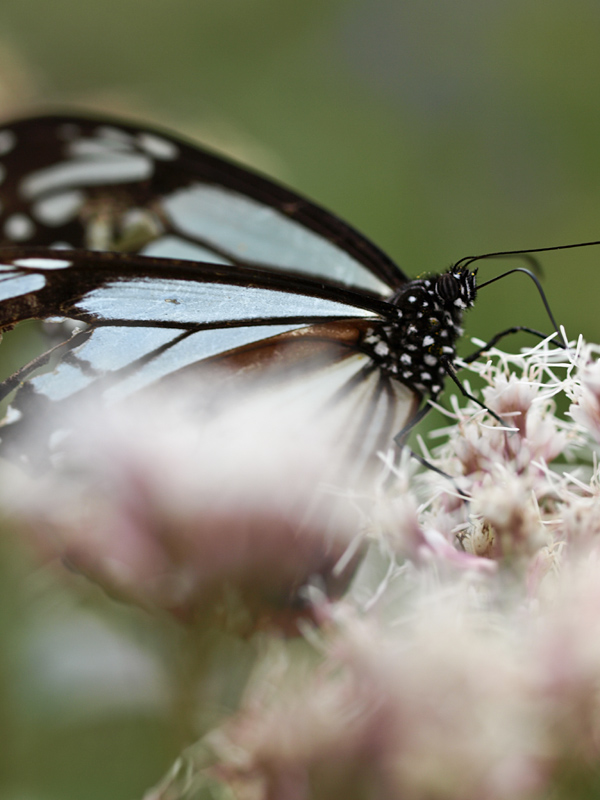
xmin=408 ymin=448 xmax=470 ymax=500
xmin=393 ymin=402 xmax=432 ymax=448
xmin=462 ymin=325 xmax=564 ymax=364
xmin=393 ymin=404 xmax=469 ymax=499
xmin=441 ymin=357 xmax=509 ymax=428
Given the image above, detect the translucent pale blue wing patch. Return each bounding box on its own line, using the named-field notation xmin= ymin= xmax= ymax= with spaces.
xmin=27 ymin=323 xmax=304 ymax=403
xmin=76 ymin=278 xmax=377 ymax=324
xmin=158 ymin=185 xmax=390 ymax=294
xmin=141 ymin=235 xmax=232 ymax=265
xmin=0 ymin=270 xmax=45 ymax=300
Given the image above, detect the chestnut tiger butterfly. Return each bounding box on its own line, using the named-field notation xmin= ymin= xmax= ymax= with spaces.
xmin=0 ymin=114 xmax=567 ymax=473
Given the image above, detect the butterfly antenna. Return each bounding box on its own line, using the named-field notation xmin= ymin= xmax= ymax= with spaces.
xmin=452 ymin=239 xmax=600 ymax=351
xmin=454 ymin=238 xmax=600 ymax=272
xmin=458 ymin=251 xmax=544 ymax=276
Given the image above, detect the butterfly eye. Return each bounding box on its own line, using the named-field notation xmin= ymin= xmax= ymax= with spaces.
xmin=435 ymin=272 xmax=461 ymax=302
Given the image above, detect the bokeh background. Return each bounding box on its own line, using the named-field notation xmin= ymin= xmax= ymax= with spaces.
xmin=2 ymin=1 xmax=600 ymax=798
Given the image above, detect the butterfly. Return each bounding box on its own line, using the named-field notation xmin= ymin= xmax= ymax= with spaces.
xmin=0 ymin=113 xmax=558 ymax=474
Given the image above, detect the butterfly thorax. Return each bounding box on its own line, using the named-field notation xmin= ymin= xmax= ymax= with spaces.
xmin=362 ymin=265 xmax=478 ymax=399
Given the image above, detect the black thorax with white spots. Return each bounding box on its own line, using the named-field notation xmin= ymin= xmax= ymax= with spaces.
xmin=362 ymin=264 xmax=478 ymax=398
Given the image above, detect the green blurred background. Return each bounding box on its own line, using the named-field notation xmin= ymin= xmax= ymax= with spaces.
xmin=2 ymin=1 xmax=600 ymax=797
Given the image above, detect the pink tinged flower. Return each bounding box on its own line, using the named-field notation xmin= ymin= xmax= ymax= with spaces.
xmin=371 ymin=486 xmax=424 ymax=561
xmin=569 ymin=360 xmax=600 ymax=444
xmin=468 ymin=472 xmax=548 ymax=561
xmin=481 ymin=375 xmax=567 ymax=471
xmin=484 ymin=374 xmax=540 ymax=438
xmin=525 ymin=543 xmax=562 ymax=599
xmin=370 ymin=474 xmax=495 ymax=573
xmin=557 ymin=491 xmax=600 ymax=548
xmin=532 ymin=553 xmax=600 ymax=764
xmin=432 ymin=361 xmax=570 ymax=495
xmin=5 ymin=391 xmax=367 ymax=632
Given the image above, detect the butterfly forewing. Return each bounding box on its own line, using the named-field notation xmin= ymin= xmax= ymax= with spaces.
xmin=0 ymin=115 xmax=406 ymax=294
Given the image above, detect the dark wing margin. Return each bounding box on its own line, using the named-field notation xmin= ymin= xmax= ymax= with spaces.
xmin=0 ymin=114 xmax=407 ymax=294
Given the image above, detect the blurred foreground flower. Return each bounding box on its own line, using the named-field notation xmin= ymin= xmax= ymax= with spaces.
xmin=139 ymin=336 xmax=600 ymax=800
xmin=2 ymin=384 xmax=367 ymax=633
xmin=191 ymin=593 xmax=543 ymax=800
xmin=9 ymin=333 xmax=600 ymax=800
xmin=175 ymin=550 xmax=600 ymax=800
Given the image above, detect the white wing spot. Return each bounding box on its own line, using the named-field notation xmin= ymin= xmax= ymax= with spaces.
xmin=137 ymin=132 xmax=179 ymax=160
xmin=32 ymin=190 xmax=85 ymax=226
xmin=69 ymin=138 xmax=131 ymax=157
xmin=424 ymin=354 xmax=437 ymax=366
xmin=407 ymin=295 xmax=416 ymax=303
xmin=14 ymin=257 xmax=72 ymax=270
xmin=400 ymin=353 xmax=412 ymax=364
xmin=4 ymin=214 xmax=35 ymax=241
xmin=422 ymin=335 xmax=434 ymax=347
xmin=96 ymin=125 xmax=135 ymax=145
xmin=0 ymin=272 xmax=45 ymax=300
xmin=374 ymin=341 xmax=389 ymax=356
xmin=0 ymin=129 xmax=16 ymax=155
xmin=21 ymin=154 xmax=153 ymax=198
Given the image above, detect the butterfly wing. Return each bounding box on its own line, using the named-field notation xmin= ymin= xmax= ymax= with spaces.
xmin=0 ymin=114 xmax=406 ymax=295
xmin=0 ymin=115 xmax=416 ymax=471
